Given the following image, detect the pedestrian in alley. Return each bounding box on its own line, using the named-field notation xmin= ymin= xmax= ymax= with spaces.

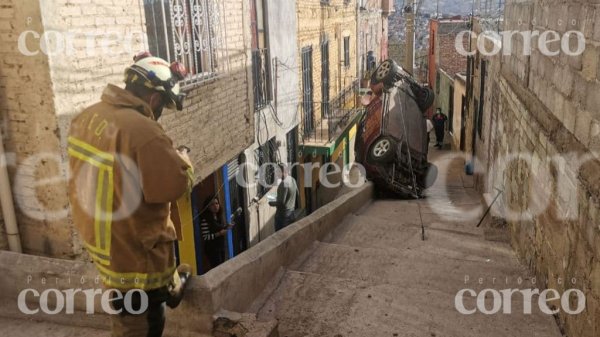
xmin=200 ymin=195 xmax=231 ymax=269
xmin=432 ymin=108 xmax=448 ymax=148
xmin=426 ymin=118 xmax=434 ymax=147
xmin=269 ymin=163 xmax=298 ymax=231
xmin=67 ymin=52 xmax=193 ymax=337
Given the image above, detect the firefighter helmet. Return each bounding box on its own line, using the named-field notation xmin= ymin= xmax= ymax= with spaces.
xmin=124 ymin=52 xmax=188 ymax=111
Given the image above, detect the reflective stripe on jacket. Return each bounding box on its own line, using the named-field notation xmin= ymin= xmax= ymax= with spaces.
xmin=68 ymin=84 xmax=193 ymax=290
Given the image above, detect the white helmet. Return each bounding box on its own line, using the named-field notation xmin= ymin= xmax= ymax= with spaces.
xmin=124 ymin=52 xmax=188 ymax=110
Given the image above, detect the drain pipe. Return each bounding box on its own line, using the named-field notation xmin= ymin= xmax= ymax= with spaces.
xmin=0 ymin=130 xmax=22 ymax=253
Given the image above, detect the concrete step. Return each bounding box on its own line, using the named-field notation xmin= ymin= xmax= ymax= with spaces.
xmin=256 ymin=269 xmax=562 ymax=337
xmin=254 ymin=195 xmax=561 ymax=337
xmin=324 ymin=211 xmax=485 ymax=250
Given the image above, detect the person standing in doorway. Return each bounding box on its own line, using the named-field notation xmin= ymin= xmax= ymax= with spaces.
xmin=200 ymin=195 xmax=231 ymax=270
xmin=269 ymin=163 xmax=298 ymax=231
xmin=432 ymin=108 xmax=448 ymax=148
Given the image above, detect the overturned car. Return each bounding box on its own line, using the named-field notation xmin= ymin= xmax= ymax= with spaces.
xmin=355 ymin=59 xmax=438 ymax=198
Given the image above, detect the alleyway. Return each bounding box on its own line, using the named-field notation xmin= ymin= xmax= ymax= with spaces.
xmin=0 ymin=151 xmax=566 ymax=337
xmin=251 ymin=150 xmax=564 ymax=337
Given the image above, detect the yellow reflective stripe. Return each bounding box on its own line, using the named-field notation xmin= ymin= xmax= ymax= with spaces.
xmin=67 ymin=137 xmax=114 ymax=258
xmin=68 ymin=148 xmax=112 ymax=170
xmin=84 ymin=242 xmax=110 ymax=265
xmin=68 ymin=137 xmax=114 ymax=163
xmin=84 ymin=242 xmax=111 ymax=265
xmin=186 ymin=167 xmax=194 ymax=187
xmin=94 ymin=167 xmax=105 ymax=249
xmin=104 ymin=168 xmax=114 ymax=254
xmin=95 ymin=263 xmax=176 ymax=290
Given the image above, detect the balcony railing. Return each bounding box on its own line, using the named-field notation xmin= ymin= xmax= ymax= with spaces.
xmin=302 ymin=79 xmax=363 ymax=145
xmin=252 ymin=49 xmax=270 ymax=110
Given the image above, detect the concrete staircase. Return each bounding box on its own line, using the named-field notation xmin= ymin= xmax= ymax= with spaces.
xmin=250 ymin=195 xmax=563 ymax=337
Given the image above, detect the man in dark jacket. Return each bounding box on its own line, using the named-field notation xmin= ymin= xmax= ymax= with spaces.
xmin=432 ymin=108 xmax=448 ymax=148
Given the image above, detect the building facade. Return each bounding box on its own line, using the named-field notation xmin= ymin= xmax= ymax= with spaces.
xmin=240 ymin=0 xmax=301 ymax=247
xmin=465 ymin=3 xmax=600 ymax=337
xmin=296 ymin=0 xmax=390 ymax=211
xmin=428 ymin=19 xmax=468 ymax=119
xmin=0 ymin=0 xmax=254 ymax=262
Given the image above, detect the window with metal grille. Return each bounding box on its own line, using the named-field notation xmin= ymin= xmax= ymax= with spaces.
xmin=478 ymin=60 xmax=487 ymax=140
xmin=143 ymin=0 xmax=227 ymax=88
xmin=321 ymin=39 xmax=330 ymax=117
xmin=255 ymin=138 xmax=278 ymax=198
xmin=343 ymin=36 xmax=350 ymax=68
xmin=301 ymin=46 xmax=314 ymax=136
xmin=251 ymin=0 xmax=271 ymax=110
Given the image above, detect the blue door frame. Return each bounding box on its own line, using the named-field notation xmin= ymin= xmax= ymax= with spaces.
xmin=221 ymin=165 xmax=235 ymax=259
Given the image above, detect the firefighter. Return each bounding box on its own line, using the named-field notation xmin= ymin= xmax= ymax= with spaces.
xmin=67 ymin=52 xmax=193 ymax=337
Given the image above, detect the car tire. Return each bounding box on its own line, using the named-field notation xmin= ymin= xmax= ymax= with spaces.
xmin=421 ymin=163 xmax=438 ymax=189
xmin=417 ymin=87 xmax=435 ymax=111
xmin=371 ymin=59 xmax=401 ymax=86
xmin=368 ymin=136 xmax=396 ymax=163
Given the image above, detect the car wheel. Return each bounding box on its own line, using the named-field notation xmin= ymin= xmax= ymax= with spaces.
xmin=368 ymin=136 xmax=396 ymax=163
xmin=417 ymin=87 xmax=435 ymax=111
xmin=421 ymin=163 xmax=438 ymax=189
xmin=371 ymin=59 xmax=401 ymax=86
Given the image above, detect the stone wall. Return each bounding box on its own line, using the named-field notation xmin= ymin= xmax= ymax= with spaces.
xmin=471 ymin=2 xmax=600 ymax=336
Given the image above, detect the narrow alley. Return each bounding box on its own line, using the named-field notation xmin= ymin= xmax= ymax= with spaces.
xmin=1 ymin=1 xmax=599 ymax=337
xmin=0 ymin=151 xmax=565 ymax=337
xmin=249 ymin=151 xmax=563 ymax=337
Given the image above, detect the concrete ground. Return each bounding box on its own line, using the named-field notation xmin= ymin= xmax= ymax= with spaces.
xmin=252 ymin=149 xmax=564 ymax=337
xmin=0 ymin=317 xmax=108 ymax=337
xmin=0 ymin=150 xmax=564 ymax=337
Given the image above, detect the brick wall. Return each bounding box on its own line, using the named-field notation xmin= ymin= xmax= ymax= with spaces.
xmin=0 ymin=0 xmax=75 ymax=258
xmin=471 ymin=2 xmax=600 ymax=336
xmin=159 ymin=0 xmax=254 ymax=180
xmin=436 ymin=21 xmax=469 ymax=78
xmin=0 ymin=0 xmax=253 ymax=258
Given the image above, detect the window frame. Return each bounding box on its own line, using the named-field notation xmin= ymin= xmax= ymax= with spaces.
xmin=343 ymin=36 xmax=351 ymax=68
xmin=143 ymin=0 xmax=224 ymax=90
xmin=255 ymin=137 xmax=278 ymax=199
xmin=251 ymin=0 xmax=272 ymax=110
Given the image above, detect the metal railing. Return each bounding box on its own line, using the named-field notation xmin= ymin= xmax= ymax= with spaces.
xmin=252 ymin=49 xmax=270 ymax=110
xmin=303 ymin=79 xmax=363 ymax=144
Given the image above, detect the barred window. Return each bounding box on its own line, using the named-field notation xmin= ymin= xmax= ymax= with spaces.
xmin=255 ymin=138 xmax=278 ymax=198
xmin=343 ymin=36 xmax=350 ymax=68
xmin=143 ymin=0 xmax=227 ymax=87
